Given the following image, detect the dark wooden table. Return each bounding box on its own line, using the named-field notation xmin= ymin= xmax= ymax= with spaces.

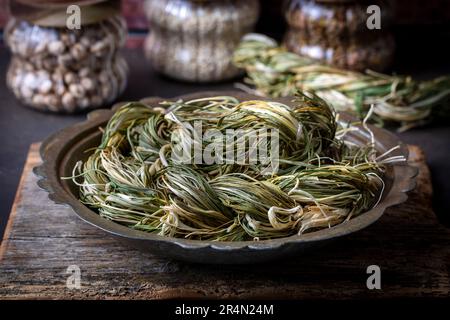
xmin=1 ymin=143 xmax=449 ymax=299
xmin=1 ymin=36 xmax=450 ymax=299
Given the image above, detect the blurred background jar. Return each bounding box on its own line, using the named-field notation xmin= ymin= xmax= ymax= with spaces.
xmin=5 ymin=0 xmax=128 ymax=113
xmin=144 ymin=0 xmax=260 ymax=82
xmin=284 ymin=0 xmax=395 ymax=71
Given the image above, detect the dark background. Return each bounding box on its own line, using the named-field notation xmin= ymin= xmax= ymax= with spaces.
xmin=0 ymin=0 xmax=450 ymax=238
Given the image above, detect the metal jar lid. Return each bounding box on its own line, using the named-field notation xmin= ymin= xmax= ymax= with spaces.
xmin=9 ymin=0 xmax=121 ymax=27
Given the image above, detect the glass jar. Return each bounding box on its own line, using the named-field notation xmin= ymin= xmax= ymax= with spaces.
xmin=5 ymin=0 xmax=128 ymax=113
xmin=284 ymin=0 xmax=395 ymax=71
xmin=144 ymin=0 xmax=260 ymax=82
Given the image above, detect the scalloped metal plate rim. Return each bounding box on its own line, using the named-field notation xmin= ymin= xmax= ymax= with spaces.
xmin=33 ymin=91 xmax=418 ymax=263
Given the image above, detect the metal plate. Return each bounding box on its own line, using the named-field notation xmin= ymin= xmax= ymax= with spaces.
xmin=34 ymin=91 xmax=418 ymax=264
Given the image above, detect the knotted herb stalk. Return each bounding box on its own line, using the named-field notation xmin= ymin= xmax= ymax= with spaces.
xmin=68 ymin=93 xmax=402 ymax=241
xmin=233 ymin=33 xmax=450 ymax=131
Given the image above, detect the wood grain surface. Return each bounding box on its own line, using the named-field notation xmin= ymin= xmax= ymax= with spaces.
xmin=0 ymin=143 xmax=449 ymax=300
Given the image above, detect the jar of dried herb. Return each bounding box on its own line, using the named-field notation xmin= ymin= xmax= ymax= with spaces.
xmin=284 ymin=0 xmax=395 ymax=71
xmin=144 ymin=0 xmax=260 ymax=82
xmin=5 ymin=0 xmax=128 ymax=113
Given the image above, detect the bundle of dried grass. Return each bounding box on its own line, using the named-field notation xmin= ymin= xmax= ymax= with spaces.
xmin=233 ymin=34 xmax=450 ymax=131
xmin=67 ymin=93 xmax=401 ymax=241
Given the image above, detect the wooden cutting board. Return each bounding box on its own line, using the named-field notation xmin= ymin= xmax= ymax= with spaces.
xmin=0 ymin=143 xmax=449 ymax=299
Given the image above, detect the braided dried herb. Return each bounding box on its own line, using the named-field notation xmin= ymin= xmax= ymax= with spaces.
xmin=67 ymin=93 xmax=402 ymax=241
xmin=233 ymin=33 xmax=450 ymax=131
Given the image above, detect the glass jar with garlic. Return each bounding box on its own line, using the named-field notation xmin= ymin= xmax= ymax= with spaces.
xmin=5 ymin=0 xmax=128 ymax=113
